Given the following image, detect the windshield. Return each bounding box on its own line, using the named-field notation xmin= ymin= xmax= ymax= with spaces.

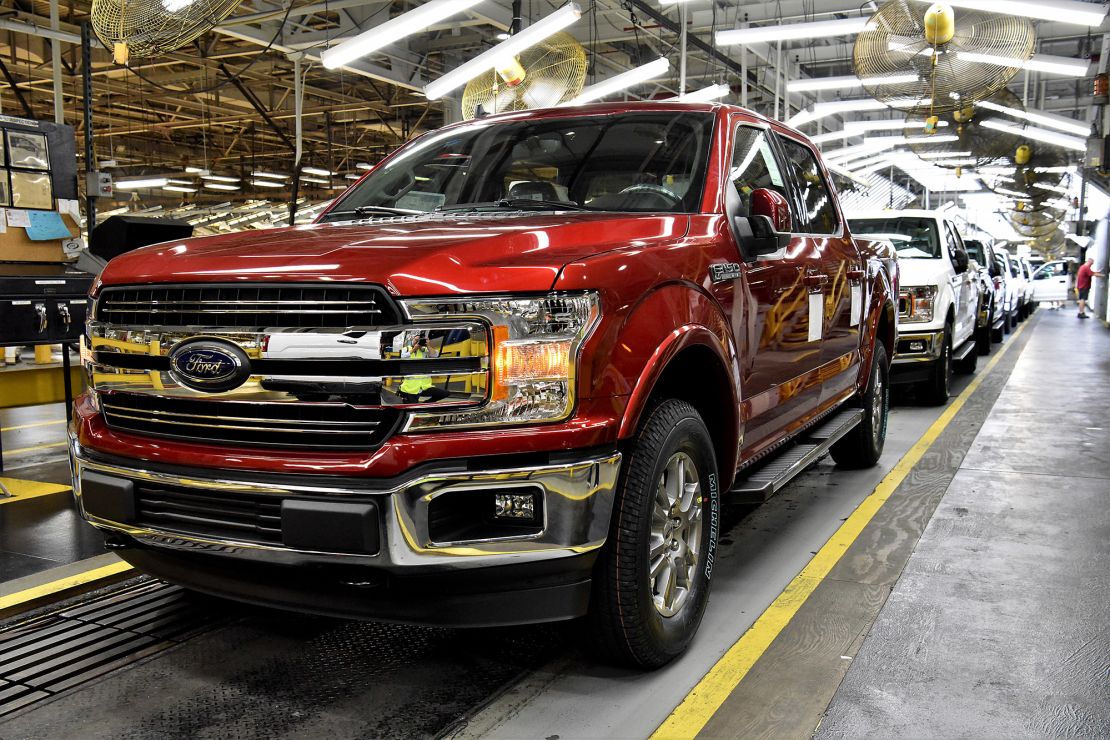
xmin=964 ymin=239 xmax=986 ymax=264
xmin=849 ymin=217 xmax=941 ymax=259
xmin=320 ymin=111 xmax=714 ymax=222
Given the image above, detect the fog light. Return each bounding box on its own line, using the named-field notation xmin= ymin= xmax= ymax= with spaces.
xmin=494 ymin=492 xmax=536 ymax=520
xmin=909 ymin=341 xmax=925 ymax=352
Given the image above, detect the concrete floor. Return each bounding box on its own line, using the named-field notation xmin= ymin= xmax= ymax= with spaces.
xmin=816 ymin=309 xmax=1110 ymax=738
xmin=0 ymin=309 xmax=1107 ymax=738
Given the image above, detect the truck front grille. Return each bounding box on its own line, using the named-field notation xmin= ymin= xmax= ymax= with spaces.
xmin=135 ymin=483 xmax=283 ymax=545
xmin=101 ymin=392 xmax=399 ymax=450
xmin=96 ymin=284 xmax=400 ymax=329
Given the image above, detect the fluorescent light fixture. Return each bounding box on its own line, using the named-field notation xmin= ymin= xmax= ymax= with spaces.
xmin=251 ymin=179 xmax=286 ymax=188
xmin=204 ymin=183 xmax=240 ymax=191
xmin=787 ymin=73 xmax=918 ymax=93
xmin=321 ymin=0 xmax=485 ymax=70
xmin=716 ymin=17 xmax=867 ymax=45
xmin=810 ymin=130 xmax=853 ymax=145
xmin=115 ymin=177 xmax=169 ymax=190
xmin=903 ymin=134 xmax=959 ymax=145
xmin=931 ymin=158 xmax=977 ymax=166
xmin=670 ymin=83 xmax=731 ymax=103
xmin=184 ymin=166 xmax=210 ymax=176
xmin=1033 ymin=182 xmax=1070 ymax=194
xmin=977 ymin=100 xmax=1090 ymax=137
xmin=166 ymin=178 xmax=192 ymax=185
xmin=567 ymin=57 xmax=670 ymax=105
xmin=844 ymin=119 xmax=948 ymax=134
xmin=355 ymin=162 xmax=374 ymax=170
xmin=918 ymin=150 xmax=971 ymax=159
xmin=162 ymin=185 xmax=196 ymax=193
xmin=861 ymin=134 xmax=959 ymax=146
xmin=909 ymin=0 xmax=1107 ymax=27
xmin=789 ymin=98 xmax=929 ymax=127
xmin=957 ymin=51 xmax=1089 ymax=77
xmin=300 ymin=176 xmax=330 ymax=184
xmin=202 ymin=174 xmax=240 ymax=183
xmin=301 ymin=167 xmax=334 ymax=177
xmin=344 ymin=174 xmax=361 ymax=180
xmin=163 ymin=0 xmax=197 ymax=12
xmin=980 ymin=119 xmax=1087 ymax=152
xmin=424 ymin=3 xmax=582 ymax=100
xmin=252 ymin=171 xmax=288 ymax=180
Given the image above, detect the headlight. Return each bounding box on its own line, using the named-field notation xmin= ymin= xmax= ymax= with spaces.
xmin=400 ymin=293 xmax=600 ymax=431
xmin=899 ymin=286 xmax=937 ymax=323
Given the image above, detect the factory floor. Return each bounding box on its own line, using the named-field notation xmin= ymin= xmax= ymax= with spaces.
xmin=0 ymin=308 xmax=1107 ymax=739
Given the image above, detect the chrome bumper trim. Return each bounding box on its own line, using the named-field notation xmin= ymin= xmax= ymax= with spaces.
xmin=70 ymin=437 xmax=622 ymax=573
xmin=892 ymin=329 xmax=946 ymax=364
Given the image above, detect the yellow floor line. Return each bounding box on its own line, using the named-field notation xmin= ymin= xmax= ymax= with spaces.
xmin=2 ymin=419 xmax=67 ymax=432
xmin=0 ymin=476 xmax=72 ymax=505
xmin=0 ymin=561 xmax=135 ymax=613
xmin=652 ymin=320 xmax=1033 ymax=739
xmin=2 ymin=441 xmax=68 ymax=455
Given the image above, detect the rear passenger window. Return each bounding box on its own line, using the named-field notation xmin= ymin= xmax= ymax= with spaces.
xmin=777 ymin=136 xmax=839 ymax=234
xmin=728 ymin=126 xmax=791 ymax=221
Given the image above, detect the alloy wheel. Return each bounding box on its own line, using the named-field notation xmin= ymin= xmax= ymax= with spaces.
xmin=649 ymin=452 xmax=703 ymax=618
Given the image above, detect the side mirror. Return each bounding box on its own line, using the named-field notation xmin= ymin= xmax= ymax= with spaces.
xmin=734 ymin=188 xmax=791 ymax=257
xmin=953 ymin=249 xmax=969 ymax=274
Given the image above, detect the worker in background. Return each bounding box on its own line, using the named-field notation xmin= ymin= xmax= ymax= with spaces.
xmin=1076 ymin=257 xmax=1105 ymax=319
xmin=399 ymin=335 xmax=450 ymax=403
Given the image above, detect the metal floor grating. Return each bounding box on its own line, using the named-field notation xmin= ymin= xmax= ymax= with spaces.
xmin=0 ymin=581 xmax=230 ymax=717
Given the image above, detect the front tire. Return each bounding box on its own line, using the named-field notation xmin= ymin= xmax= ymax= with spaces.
xmin=976 ymin=304 xmax=992 ymax=356
xmin=589 ymin=399 xmax=718 ymax=669
xmin=921 ymin=326 xmax=952 ymax=406
xmin=830 ymin=342 xmax=889 ymax=469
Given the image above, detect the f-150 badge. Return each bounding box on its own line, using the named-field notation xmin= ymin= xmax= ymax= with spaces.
xmin=710 ymin=263 xmax=742 ymax=283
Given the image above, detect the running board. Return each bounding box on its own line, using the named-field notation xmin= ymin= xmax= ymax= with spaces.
xmin=952 ymin=339 xmax=977 ymax=362
xmin=729 ymin=408 xmax=864 ymax=503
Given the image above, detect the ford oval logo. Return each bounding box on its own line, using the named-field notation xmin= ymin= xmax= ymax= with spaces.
xmin=168 ymin=340 xmax=251 ymax=392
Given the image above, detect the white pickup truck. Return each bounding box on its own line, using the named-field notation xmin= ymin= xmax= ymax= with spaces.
xmin=848 ymin=209 xmax=983 ymax=405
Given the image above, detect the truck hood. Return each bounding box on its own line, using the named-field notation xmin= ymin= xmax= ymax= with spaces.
xmin=96 ymin=212 xmax=691 ymax=295
xmin=897 ymin=257 xmax=952 ymax=289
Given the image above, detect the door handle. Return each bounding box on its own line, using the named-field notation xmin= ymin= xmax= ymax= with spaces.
xmin=847 ymin=268 xmax=865 ymax=280
xmin=804 ymin=274 xmax=829 ymax=288
xmin=58 ymin=303 xmax=71 ymax=328
xmin=34 ymin=303 xmax=47 ymax=333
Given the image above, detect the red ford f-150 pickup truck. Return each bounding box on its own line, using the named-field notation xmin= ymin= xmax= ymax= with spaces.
xmin=73 ymin=102 xmax=897 ymax=668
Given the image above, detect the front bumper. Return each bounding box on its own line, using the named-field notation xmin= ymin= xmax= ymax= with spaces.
xmin=892 ymin=328 xmax=945 ymax=364
xmin=71 ymin=438 xmax=622 ymax=625
xmin=890 ymin=328 xmax=945 ymax=385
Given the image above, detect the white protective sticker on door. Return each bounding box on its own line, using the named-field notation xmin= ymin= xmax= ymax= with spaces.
xmin=808 ymin=293 xmax=823 ymax=342
xmin=850 ymin=284 xmax=862 ymax=327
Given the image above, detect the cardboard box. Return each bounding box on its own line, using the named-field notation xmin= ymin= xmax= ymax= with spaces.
xmin=0 ymin=212 xmax=80 ymax=263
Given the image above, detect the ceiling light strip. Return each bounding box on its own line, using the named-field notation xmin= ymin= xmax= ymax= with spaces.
xmin=321 ymin=0 xmax=485 ymax=70
xmin=424 ymin=3 xmax=582 ymax=100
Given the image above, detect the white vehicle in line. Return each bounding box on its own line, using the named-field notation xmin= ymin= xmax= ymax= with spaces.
xmin=848 ymin=209 xmax=983 ymax=405
xmin=995 ymin=247 xmax=1028 ymax=323
xmin=1019 ymin=257 xmax=1038 ymax=317
xmin=1031 ymin=259 xmax=1074 ymax=305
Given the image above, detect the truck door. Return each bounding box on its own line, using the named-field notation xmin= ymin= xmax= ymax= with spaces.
xmin=1032 ymin=260 xmax=1069 ymax=303
xmin=723 ymin=120 xmax=825 ymax=452
xmin=943 ymin=220 xmax=974 ymax=343
xmin=774 ymin=131 xmax=862 ymax=403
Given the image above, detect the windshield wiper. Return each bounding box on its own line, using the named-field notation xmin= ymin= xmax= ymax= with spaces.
xmin=436 ymin=199 xmax=592 ymax=213
xmin=322 ymin=205 xmax=423 ymax=220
